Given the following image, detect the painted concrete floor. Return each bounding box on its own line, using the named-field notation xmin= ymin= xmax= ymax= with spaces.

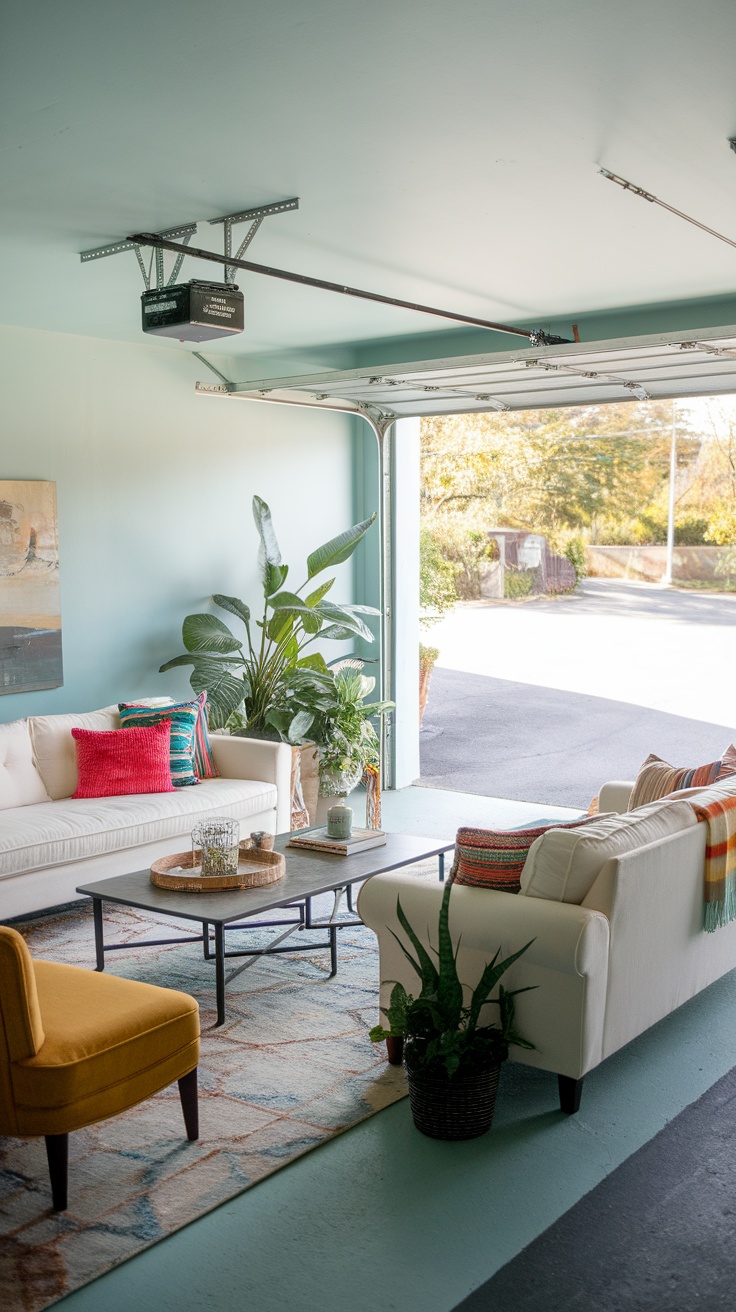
xmin=53 ymin=785 xmax=736 ymax=1312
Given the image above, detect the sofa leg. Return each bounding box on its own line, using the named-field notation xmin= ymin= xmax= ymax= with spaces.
xmin=178 ymin=1067 xmax=199 ymax=1141
xmin=45 ymin=1133 xmax=68 ymax=1211
xmin=558 ymin=1074 xmax=584 ymax=1115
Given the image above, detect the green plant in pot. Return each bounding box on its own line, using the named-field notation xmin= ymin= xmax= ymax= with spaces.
xmin=314 ymin=661 xmax=393 ymax=799
xmin=160 ymin=495 xmax=380 ymax=739
xmin=370 ymin=880 xmax=535 ymax=1140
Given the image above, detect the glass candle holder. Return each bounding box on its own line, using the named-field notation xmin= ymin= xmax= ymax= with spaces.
xmin=192 ymin=817 xmax=240 ymax=877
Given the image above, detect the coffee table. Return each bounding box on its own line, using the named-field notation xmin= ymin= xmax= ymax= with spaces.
xmin=76 ymin=831 xmax=454 ymax=1025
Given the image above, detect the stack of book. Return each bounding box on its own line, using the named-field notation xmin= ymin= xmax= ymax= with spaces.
xmin=286 ymin=827 xmax=386 ymax=856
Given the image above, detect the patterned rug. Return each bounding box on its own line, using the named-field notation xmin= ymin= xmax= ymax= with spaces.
xmin=0 ymin=877 xmax=418 ymax=1312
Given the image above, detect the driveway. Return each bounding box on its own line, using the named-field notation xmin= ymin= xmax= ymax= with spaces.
xmin=420 ymin=579 xmax=736 ymax=809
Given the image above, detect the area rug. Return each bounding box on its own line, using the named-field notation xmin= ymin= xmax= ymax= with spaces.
xmin=453 ymin=1060 xmax=736 ymax=1312
xmin=0 ymin=880 xmax=418 ymax=1312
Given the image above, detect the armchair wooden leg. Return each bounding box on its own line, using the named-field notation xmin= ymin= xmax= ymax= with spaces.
xmin=44 ymin=1133 xmax=68 ymax=1212
xmin=558 ymin=1074 xmax=584 ymax=1115
xmin=178 ymin=1067 xmax=199 ymax=1141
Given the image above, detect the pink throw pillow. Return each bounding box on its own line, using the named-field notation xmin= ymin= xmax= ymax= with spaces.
xmin=72 ymin=722 xmax=175 ymax=799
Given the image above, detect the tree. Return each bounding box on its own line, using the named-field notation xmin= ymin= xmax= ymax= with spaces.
xmin=421 ymin=401 xmax=701 ymax=543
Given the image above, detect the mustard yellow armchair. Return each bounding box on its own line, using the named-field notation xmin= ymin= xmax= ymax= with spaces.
xmin=0 ymin=924 xmax=200 ymax=1211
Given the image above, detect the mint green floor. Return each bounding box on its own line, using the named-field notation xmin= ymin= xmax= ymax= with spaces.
xmin=55 ymin=788 xmax=736 ymax=1312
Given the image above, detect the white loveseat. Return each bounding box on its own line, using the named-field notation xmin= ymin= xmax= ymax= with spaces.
xmin=0 ymin=705 xmax=293 ymax=920
xmin=359 ymin=775 xmax=736 ymax=1114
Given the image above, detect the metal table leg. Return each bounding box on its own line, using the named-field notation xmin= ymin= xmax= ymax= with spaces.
xmin=214 ymin=923 xmax=225 ymax=1026
xmin=329 ymin=923 xmax=338 ymax=976
xmin=439 ymin=851 xmax=445 ymax=882
xmin=93 ymin=898 xmax=105 ymax=971
xmin=202 ymin=920 xmax=211 ymax=960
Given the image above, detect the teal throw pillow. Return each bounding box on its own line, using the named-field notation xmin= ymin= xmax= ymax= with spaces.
xmin=119 ymin=697 xmax=200 ymax=787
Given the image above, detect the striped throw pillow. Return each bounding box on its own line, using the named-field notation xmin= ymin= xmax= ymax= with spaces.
xmin=630 ymin=746 xmax=736 ymax=809
xmin=451 ymin=817 xmax=602 ymax=893
xmin=193 ymin=691 xmax=219 ymax=780
xmin=119 ymin=697 xmax=202 ymax=787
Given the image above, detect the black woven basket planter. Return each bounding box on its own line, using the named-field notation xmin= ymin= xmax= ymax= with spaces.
xmin=407 ymin=1062 xmax=502 ymax=1140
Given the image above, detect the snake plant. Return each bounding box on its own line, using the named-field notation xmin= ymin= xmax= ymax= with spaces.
xmin=370 ymin=879 xmax=535 ymax=1077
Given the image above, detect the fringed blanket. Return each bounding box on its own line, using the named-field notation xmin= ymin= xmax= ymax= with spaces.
xmin=692 ymin=795 xmax=736 ymax=932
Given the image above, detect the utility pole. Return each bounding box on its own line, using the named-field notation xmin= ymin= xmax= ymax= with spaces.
xmin=663 ymin=403 xmax=677 ymax=586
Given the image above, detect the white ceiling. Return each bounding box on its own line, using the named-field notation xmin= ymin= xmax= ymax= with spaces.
xmin=4 ymin=0 xmax=736 ymax=359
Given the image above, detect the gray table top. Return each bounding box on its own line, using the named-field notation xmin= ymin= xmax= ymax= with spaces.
xmin=76 ymin=831 xmax=454 ymax=925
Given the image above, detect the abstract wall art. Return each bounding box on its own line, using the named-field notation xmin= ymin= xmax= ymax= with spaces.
xmin=0 ymin=480 xmax=63 ymax=695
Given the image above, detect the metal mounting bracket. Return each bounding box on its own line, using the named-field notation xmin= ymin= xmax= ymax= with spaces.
xmin=80 ymin=198 xmax=299 ymax=289
xmin=80 ymin=224 xmax=198 ymax=291
xmin=208 ymin=198 xmax=300 ymax=284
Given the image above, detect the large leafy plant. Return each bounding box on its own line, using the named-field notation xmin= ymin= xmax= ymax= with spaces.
xmin=370 ymin=880 xmax=535 ymax=1078
xmin=161 ymin=496 xmax=379 ymax=735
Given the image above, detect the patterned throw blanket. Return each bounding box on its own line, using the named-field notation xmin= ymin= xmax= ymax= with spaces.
xmin=692 ymin=795 xmax=736 ymax=931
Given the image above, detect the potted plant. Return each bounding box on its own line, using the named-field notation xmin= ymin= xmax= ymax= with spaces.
xmin=160 ymin=495 xmax=380 ymax=737
xmin=370 ymin=880 xmax=534 ymax=1139
xmin=316 ymin=660 xmax=392 ymax=799
xmin=160 ymin=496 xmax=382 ymax=826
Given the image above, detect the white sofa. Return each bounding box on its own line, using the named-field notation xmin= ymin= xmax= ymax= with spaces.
xmin=0 ymin=705 xmax=293 ymax=920
xmin=359 ymin=775 xmax=736 ymax=1114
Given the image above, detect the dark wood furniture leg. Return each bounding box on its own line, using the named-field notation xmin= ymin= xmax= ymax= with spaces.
xmin=45 ymin=1133 xmax=68 ymax=1211
xmin=558 ymin=1074 xmax=584 ymax=1115
xmin=178 ymin=1068 xmax=199 ymax=1140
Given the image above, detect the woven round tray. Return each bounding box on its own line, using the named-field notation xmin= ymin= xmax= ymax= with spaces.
xmin=150 ymin=841 xmax=284 ymax=892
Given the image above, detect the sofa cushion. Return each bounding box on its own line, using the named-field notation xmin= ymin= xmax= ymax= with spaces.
xmin=669 ymin=776 xmax=736 ymax=806
xmin=119 ymin=697 xmax=202 ymax=787
xmin=0 ymin=720 xmax=50 ymax=810
xmin=0 ymin=777 xmax=277 ymax=877
xmin=520 ymin=798 xmax=699 ymax=904
xmin=29 ymin=706 xmax=120 ymax=800
xmin=452 ymin=816 xmax=602 ymax=893
xmin=630 ymin=746 xmax=736 ymax=809
xmin=72 ymin=723 xmax=175 ymax=798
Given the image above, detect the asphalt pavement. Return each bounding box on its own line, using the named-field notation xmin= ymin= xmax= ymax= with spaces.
xmin=419 ymin=579 xmax=736 ymax=810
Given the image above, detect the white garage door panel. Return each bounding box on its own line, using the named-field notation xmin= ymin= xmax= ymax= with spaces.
xmin=195 ymin=326 xmax=736 ymax=418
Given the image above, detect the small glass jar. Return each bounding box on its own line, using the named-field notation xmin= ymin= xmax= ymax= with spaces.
xmin=192 ymin=817 xmax=240 ymax=877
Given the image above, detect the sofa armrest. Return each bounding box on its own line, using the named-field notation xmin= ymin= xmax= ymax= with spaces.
xmin=585 ymin=822 xmax=736 ymax=1062
xmin=598 ymin=780 xmax=635 ymax=814
xmin=210 ymin=734 xmax=292 ymax=833
xmin=358 ymin=874 xmax=610 ymax=1079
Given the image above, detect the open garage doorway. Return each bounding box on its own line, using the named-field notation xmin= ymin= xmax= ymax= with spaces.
xmin=416 ymin=396 xmax=736 ymax=810
xmin=222 ymin=324 xmax=736 ymax=806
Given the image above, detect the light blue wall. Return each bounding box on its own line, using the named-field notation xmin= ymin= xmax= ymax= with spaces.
xmin=0 ymin=325 xmax=357 ymax=723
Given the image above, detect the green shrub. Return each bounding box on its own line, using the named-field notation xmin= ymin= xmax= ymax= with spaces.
xmin=706 ymin=502 xmax=736 ymax=545
xmin=674 ymin=515 xmax=710 ymax=545
xmin=419 ymin=528 xmax=457 ymax=624
xmin=564 ymin=535 xmax=587 ymax=580
xmin=504 ymin=568 xmax=535 ymax=599
xmin=421 ymin=519 xmax=499 ymax=600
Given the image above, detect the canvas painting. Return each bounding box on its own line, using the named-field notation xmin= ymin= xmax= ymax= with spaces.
xmin=0 ymin=480 xmax=63 ymax=694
